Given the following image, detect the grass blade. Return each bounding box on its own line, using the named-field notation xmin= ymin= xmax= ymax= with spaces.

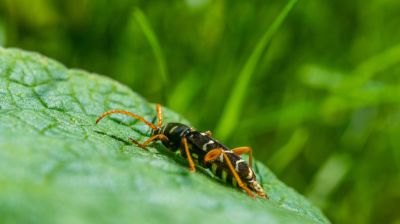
xmin=215 ymin=0 xmax=298 ymax=141
xmin=133 ymin=8 xmax=168 ymax=86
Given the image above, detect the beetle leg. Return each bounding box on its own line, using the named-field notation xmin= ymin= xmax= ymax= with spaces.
xmin=231 ymin=147 xmax=253 ymax=167
xmin=129 ymin=134 xmax=169 ymax=150
xmin=203 ymin=148 xmax=222 ymax=162
xmin=156 ymin=104 xmax=163 ymax=128
xmin=204 ymin=148 xmax=255 ymax=198
xmin=181 ymin=137 xmax=196 ymax=172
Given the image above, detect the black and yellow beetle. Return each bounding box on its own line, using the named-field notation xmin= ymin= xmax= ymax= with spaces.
xmin=96 ymin=104 xmax=267 ymax=199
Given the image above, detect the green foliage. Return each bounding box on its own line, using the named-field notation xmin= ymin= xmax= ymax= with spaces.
xmin=133 ymin=8 xmax=168 ymax=86
xmin=1 ymin=1 xmax=400 ymax=223
xmin=215 ymin=0 xmax=298 ymax=141
xmin=0 ymin=48 xmax=329 ymax=224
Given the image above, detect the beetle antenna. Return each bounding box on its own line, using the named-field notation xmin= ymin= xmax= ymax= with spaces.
xmin=95 ymin=109 xmax=158 ymax=130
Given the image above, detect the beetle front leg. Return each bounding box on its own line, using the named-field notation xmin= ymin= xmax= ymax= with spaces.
xmin=129 ymin=134 xmax=169 ymax=150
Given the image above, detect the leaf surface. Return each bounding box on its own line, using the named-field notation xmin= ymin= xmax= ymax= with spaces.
xmin=0 ymin=48 xmax=329 ymax=224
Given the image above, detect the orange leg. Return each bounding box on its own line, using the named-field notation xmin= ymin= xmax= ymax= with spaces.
xmin=232 ymin=147 xmax=253 ymax=167
xmin=129 ymin=134 xmax=169 ymax=150
xmin=204 ymin=148 xmax=255 ymax=198
xmin=204 ymin=148 xmax=222 ymax=162
xmin=156 ymin=104 xmax=163 ymax=128
xmin=182 ymin=137 xmax=196 ymax=172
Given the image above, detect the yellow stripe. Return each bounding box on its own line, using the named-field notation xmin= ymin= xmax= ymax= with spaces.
xmin=222 ymin=170 xmax=228 ymax=183
xmin=191 ymin=153 xmax=199 ymax=164
xmin=211 ymin=163 xmax=218 ymax=175
xmin=232 ymin=177 xmax=237 ymax=187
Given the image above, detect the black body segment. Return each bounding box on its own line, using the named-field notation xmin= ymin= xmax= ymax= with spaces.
xmin=152 ymin=122 xmax=191 ymax=149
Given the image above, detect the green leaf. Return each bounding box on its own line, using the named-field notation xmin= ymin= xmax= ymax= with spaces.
xmin=0 ymin=48 xmax=329 ymax=224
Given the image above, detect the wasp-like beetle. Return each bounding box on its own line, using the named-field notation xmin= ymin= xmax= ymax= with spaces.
xmin=95 ymin=104 xmax=267 ymax=199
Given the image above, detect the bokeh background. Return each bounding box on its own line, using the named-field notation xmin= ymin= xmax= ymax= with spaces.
xmin=1 ymin=0 xmax=400 ymax=223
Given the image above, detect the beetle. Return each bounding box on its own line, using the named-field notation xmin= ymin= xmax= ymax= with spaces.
xmin=95 ymin=104 xmax=267 ymax=199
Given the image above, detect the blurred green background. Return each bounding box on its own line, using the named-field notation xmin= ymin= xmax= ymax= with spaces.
xmin=1 ymin=0 xmax=400 ymax=223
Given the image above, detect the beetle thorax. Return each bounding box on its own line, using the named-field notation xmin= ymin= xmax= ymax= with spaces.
xmin=155 ymin=123 xmax=191 ymax=149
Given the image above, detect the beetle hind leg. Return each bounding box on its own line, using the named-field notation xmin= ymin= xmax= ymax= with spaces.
xmin=232 ymin=146 xmax=253 ymax=167
xmin=204 ymin=148 xmax=255 ymax=199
